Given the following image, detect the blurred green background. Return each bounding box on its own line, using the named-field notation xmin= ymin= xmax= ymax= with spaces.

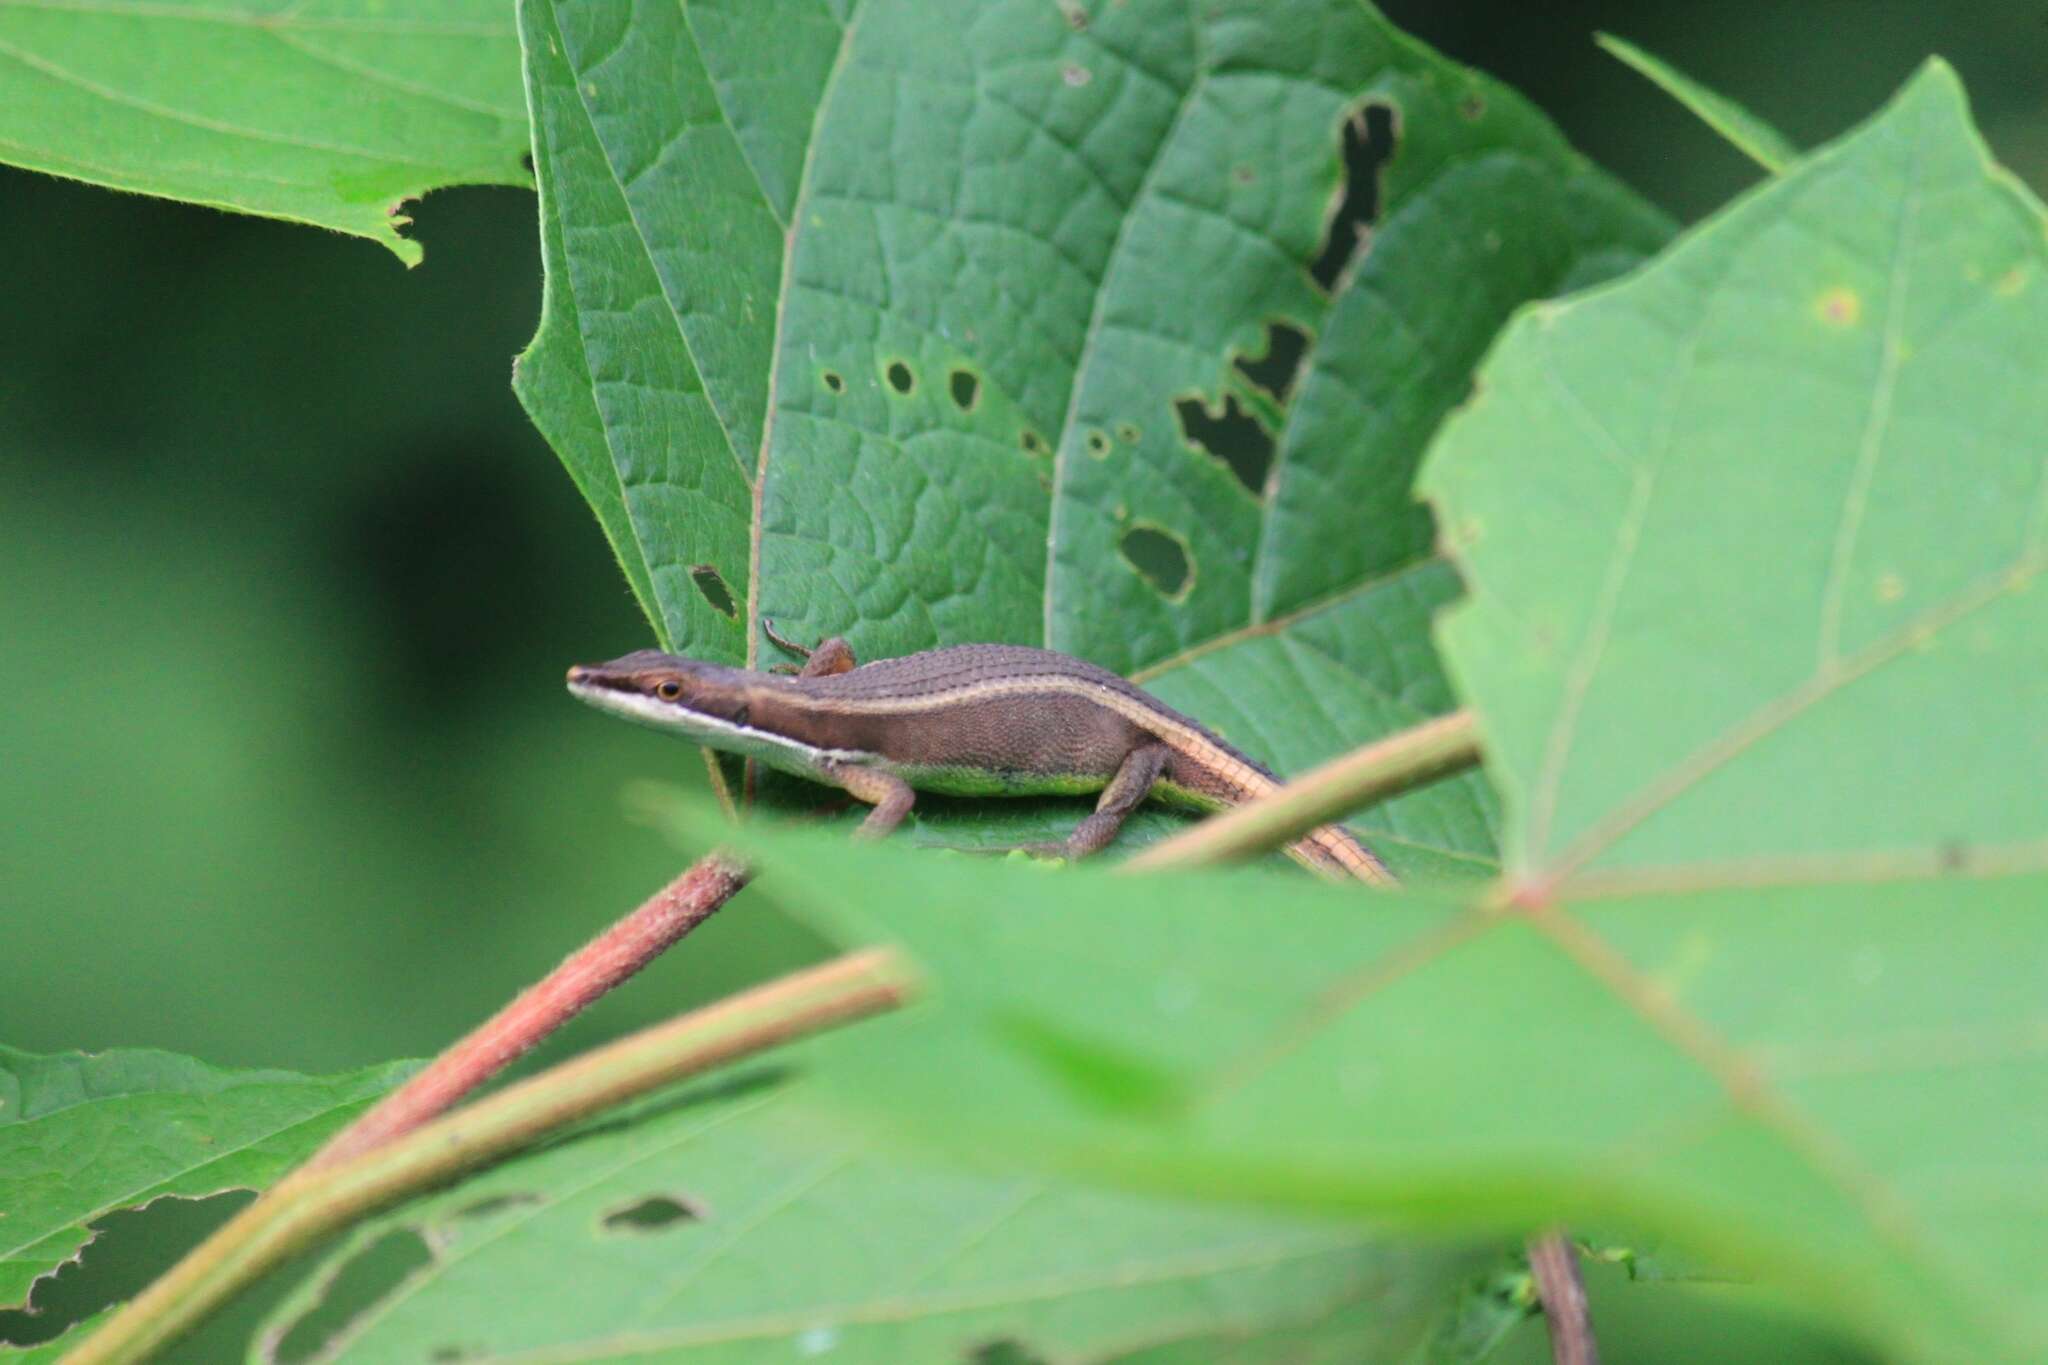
xmin=4 ymin=3 xmax=2038 ymax=1358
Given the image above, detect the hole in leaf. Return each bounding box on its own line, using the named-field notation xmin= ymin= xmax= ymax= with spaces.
xmin=519 ymin=150 xmax=536 ymax=175
xmin=885 ymin=360 xmax=915 ymax=395
xmin=1460 ymin=90 xmax=1486 ymax=121
xmin=1235 ymin=320 xmax=1310 ymax=403
xmin=1020 ymin=429 xmax=1044 ymax=455
xmin=1310 ymin=101 xmax=1396 ymax=289
xmin=0 ymin=1193 xmax=252 ymax=1350
xmin=447 ymin=1192 xmax=541 ymax=1222
xmin=1231 ymin=163 xmax=1256 ymax=185
xmin=271 ymin=1228 xmax=435 ymax=1364
xmin=689 ymin=564 xmax=738 ymax=619
xmin=601 ymin=1193 xmax=706 ymax=1233
xmin=949 ymin=368 xmax=981 ymax=412
xmin=1174 ymin=393 xmax=1274 ymax=494
xmin=1118 ymin=525 xmax=1193 ymax=600
xmin=821 ymin=370 xmax=845 ymax=394
xmin=968 ymin=1340 xmax=1052 ymax=1365
xmin=1115 ymin=421 xmax=1140 ymax=445
xmin=1085 ymin=429 xmax=1112 ymax=458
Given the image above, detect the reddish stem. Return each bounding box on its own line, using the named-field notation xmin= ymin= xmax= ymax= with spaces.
xmin=307 ymin=851 xmax=751 ymax=1169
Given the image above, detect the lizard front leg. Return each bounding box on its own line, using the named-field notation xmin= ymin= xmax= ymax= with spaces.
xmin=821 ymin=760 xmax=915 ymax=839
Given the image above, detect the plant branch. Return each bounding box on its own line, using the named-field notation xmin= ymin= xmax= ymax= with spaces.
xmin=59 ymin=948 xmax=915 ymax=1365
xmin=1121 ymin=709 xmax=1479 ymax=872
xmin=1529 ymin=1230 xmax=1598 ymax=1365
xmin=310 ymin=850 xmax=750 ymax=1167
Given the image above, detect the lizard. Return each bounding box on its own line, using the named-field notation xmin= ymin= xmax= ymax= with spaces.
xmin=566 ymin=622 xmax=1393 ymax=884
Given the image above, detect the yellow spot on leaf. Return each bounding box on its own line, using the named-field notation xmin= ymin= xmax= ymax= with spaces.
xmin=1875 ymin=571 xmax=1906 ymax=603
xmin=1815 ymin=287 xmax=1861 ymax=327
xmin=1996 ymin=266 xmax=2031 ymax=297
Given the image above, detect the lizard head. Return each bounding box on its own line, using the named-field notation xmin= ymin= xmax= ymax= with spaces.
xmin=565 ymin=650 xmax=757 ymax=735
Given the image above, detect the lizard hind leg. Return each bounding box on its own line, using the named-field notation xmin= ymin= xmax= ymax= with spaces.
xmin=761 ymin=618 xmax=858 ymax=677
xmin=1061 ymin=743 xmax=1171 ymax=860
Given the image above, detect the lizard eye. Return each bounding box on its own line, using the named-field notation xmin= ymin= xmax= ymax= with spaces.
xmin=655 ymin=679 xmax=684 ymax=701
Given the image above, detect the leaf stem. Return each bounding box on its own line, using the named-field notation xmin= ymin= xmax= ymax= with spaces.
xmin=59 ymin=948 xmax=915 ymax=1365
xmin=1121 ymin=709 xmax=1480 ymax=872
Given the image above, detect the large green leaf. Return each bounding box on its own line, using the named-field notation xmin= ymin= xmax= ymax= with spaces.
xmin=0 ymin=1047 xmax=411 ymax=1312
xmin=515 ymin=0 xmax=1668 ymax=872
xmin=0 ymin=0 xmax=528 ymax=262
xmin=709 ymin=61 xmax=2048 ymax=1365
xmin=260 ymin=1061 xmax=1478 ymax=1362
xmin=710 ymin=821 xmax=2048 ymax=1365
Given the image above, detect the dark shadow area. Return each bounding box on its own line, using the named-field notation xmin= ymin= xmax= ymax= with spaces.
xmin=0 ymin=1192 xmax=252 ymax=1348
xmin=690 ymin=564 xmax=738 ymax=618
xmin=600 ymin=1193 xmax=705 ymax=1232
xmin=1173 ymin=393 xmax=1275 ymax=494
xmin=1235 ymin=320 xmax=1311 ymax=403
xmin=1118 ymin=525 xmax=1193 ymax=599
xmin=1310 ymin=102 xmax=1397 ymax=288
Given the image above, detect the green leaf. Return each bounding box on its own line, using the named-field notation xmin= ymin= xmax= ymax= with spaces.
xmin=710 ymin=63 xmax=2048 ymax=1364
xmin=1419 ymin=59 xmax=2047 ymax=891
xmin=0 ymin=0 xmax=529 ymax=262
xmin=259 ymin=1064 xmax=1478 ymax=1362
xmin=515 ymin=0 xmax=1669 ymax=866
xmin=0 ymin=1047 xmax=412 ymax=1312
xmin=1596 ymin=34 xmax=1799 ymax=174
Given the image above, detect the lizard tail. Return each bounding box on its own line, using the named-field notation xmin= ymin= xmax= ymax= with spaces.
xmin=1285 ymin=823 xmax=1397 ymax=886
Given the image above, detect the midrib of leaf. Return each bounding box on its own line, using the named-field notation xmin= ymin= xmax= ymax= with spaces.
xmin=743 ymin=0 xmax=855 ymax=665
xmin=1040 ymin=7 xmax=1206 ymax=648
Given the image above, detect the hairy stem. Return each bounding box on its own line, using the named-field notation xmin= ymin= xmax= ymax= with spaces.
xmin=310 ymin=851 xmax=750 ymax=1167
xmin=1122 ymin=709 xmax=1479 ymax=872
xmin=60 ymin=949 xmax=914 ymax=1365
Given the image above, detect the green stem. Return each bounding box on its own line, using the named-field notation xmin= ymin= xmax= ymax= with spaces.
xmin=1122 ymin=709 xmax=1480 ymax=872
xmin=59 ymin=948 xmax=915 ymax=1365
